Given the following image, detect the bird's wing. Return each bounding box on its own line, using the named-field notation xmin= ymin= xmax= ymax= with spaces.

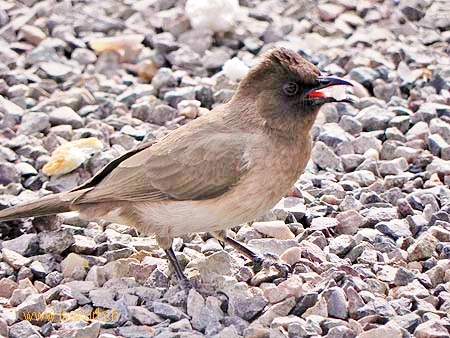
xmin=72 ymin=127 xmax=252 ymax=204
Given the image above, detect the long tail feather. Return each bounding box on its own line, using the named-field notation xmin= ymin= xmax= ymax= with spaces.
xmin=0 ymin=194 xmax=71 ymax=221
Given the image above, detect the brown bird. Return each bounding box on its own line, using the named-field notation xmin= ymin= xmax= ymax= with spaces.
xmin=0 ymin=47 xmax=351 ymax=284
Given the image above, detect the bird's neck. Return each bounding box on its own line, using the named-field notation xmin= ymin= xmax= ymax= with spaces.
xmin=224 ymin=97 xmax=317 ymax=144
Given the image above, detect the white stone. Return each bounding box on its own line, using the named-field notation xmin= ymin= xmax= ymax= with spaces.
xmin=253 ymin=221 xmax=295 ymax=240
xmin=222 ymin=57 xmax=250 ymax=82
xmin=185 ymin=0 xmax=244 ymax=33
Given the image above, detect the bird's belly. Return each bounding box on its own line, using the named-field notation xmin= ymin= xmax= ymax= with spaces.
xmin=132 ymin=160 xmax=301 ymax=238
xmin=84 ymin=137 xmax=310 ymax=239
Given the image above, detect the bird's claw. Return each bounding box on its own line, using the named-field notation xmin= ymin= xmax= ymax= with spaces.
xmin=251 ymin=252 xmax=291 ymax=277
xmin=179 ymin=278 xmax=193 ymax=292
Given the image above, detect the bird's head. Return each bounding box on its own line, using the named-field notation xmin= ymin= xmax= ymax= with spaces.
xmin=235 ymin=47 xmax=352 ymax=136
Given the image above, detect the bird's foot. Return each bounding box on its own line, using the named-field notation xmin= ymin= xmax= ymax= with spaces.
xmin=249 ymin=252 xmax=291 ymax=285
xmin=164 ymin=247 xmax=194 ymax=292
xmin=252 ymin=252 xmax=290 ymax=273
xmin=178 ymin=277 xmax=193 ymax=292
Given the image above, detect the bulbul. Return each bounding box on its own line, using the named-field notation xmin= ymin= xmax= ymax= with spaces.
xmin=0 ymin=48 xmax=351 ymax=283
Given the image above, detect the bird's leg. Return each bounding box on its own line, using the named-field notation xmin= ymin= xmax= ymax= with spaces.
xmin=211 ymin=231 xmax=291 ymax=275
xmin=212 ymin=230 xmax=260 ymax=260
xmin=164 ymin=247 xmax=192 ymax=289
xmin=157 ymin=236 xmax=191 ymax=289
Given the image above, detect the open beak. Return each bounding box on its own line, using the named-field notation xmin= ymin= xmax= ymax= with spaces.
xmin=306 ymin=76 xmax=353 ymax=103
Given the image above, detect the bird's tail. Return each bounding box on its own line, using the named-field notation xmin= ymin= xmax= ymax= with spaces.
xmin=0 ymin=194 xmax=72 ymax=221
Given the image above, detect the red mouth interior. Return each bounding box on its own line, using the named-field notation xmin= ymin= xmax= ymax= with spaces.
xmin=306 ymin=90 xmax=326 ymax=98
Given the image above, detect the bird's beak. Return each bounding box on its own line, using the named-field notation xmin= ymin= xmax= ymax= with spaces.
xmin=306 ymin=76 xmax=353 ymax=103
xmin=317 ymin=76 xmax=352 ymax=89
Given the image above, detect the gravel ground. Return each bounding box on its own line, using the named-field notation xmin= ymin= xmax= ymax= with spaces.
xmin=0 ymin=0 xmax=450 ymax=337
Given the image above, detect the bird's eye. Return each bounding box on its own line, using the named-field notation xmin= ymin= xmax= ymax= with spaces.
xmin=282 ymin=82 xmax=299 ymax=96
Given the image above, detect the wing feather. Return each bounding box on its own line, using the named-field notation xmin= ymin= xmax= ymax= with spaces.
xmin=73 ymin=127 xmax=253 ymax=204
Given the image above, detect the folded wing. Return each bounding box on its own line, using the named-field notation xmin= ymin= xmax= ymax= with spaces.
xmin=71 ymin=128 xmax=252 ymax=204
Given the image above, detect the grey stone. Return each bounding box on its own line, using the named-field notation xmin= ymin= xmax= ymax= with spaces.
xmin=389 ymin=115 xmax=411 ymax=134
xmin=352 ymin=134 xmax=382 ymax=154
xmin=262 ymin=22 xmax=293 ymax=43
xmin=47 ymin=171 xmax=83 ymax=193
xmin=169 ymin=318 xmax=193 ymax=331
xmin=0 ymin=162 xmax=20 ymax=185
xmin=427 ymin=158 xmax=450 ymax=177
xmin=373 ymin=82 xmax=400 ymax=102
xmin=2 ymin=248 xmax=31 ymax=269
xmin=153 ymin=301 xmax=189 ymax=321
xmin=211 ymin=325 xmax=240 ymax=338
xmin=15 ymin=162 xmax=38 ymax=177
xmin=390 ymin=313 xmax=421 ymax=333
xmin=317 ymin=123 xmax=353 ymax=149
xmin=166 ymin=46 xmax=202 ymax=71
xmin=428 ymin=133 xmax=449 ymax=157
xmin=2 ymin=233 xmax=39 ymax=256
xmin=339 ymin=115 xmax=362 ymax=135
xmin=430 ymin=118 xmax=450 ymax=143
xmin=178 ymin=29 xmax=213 ymax=54
xmin=38 ymin=230 xmax=75 ymax=254
xmin=341 ymin=154 xmax=365 ymax=172
xmin=385 ymin=126 xmax=406 ymax=142
xmin=406 ymin=121 xmax=430 ymax=141
xmin=146 ymin=104 xmax=178 ymax=125
xmin=89 ymin=289 xmax=116 ymax=309
xmin=16 ymin=294 xmax=46 ymax=320
xmin=362 ymin=207 xmax=398 ymax=227
xmin=349 ymin=67 xmax=380 ymax=87
xmin=151 ymin=67 xmax=178 ymax=90
xmin=288 ymin=320 xmax=322 ymax=337
xmin=272 ymin=197 xmax=306 ymax=220
xmin=247 ymin=238 xmax=298 ymax=256
xmin=129 ymin=306 xmax=164 ymax=325
xmin=40 ymin=62 xmax=73 ymax=80
xmin=328 ymin=235 xmax=356 ymax=257
xmin=17 ymin=112 xmax=50 ymax=134
xmin=375 ymin=219 xmax=412 ymax=240
xmin=384 ymin=174 xmax=413 ymax=189
xmin=187 ymin=289 xmax=224 ymax=331
xmin=339 ymin=195 xmax=362 ymax=211
xmin=71 ymin=235 xmax=97 ymax=254
xmin=412 ymin=106 xmax=438 ymax=124
xmin=117 ymin=85 xmax=156 ymax=104
xmin=202 ymin=48 xmax=232 ymax=70
xmin=356 ymin=158 xmax=379 ymax=175
xmin=408 ymin=233 xmax=439 ymax=261
xmin=110 ymin=133 xmax=138 ymax=150
xmin=0 ymin=145 xmax=19 ymax=162
xmin=9 ymin=320 xmax=43 ymax=338
xmin=414 ymin=319 xmax=449 ymax=338
xmin=357 ymin=106 xmax=395 ymax=131
xmin=118 ymin=326 xmax=155 ymax=338
xmin=379 ymin=157 xmax=408 ymax=176
xmin=48 ymin=106 xmax=84 ymax=128
xmin=359 ymin=190 xmax=383 ymax=204
xmin=72 ymin=48 xmax=97 ymax=64
xmin=29 ymin=259 xmax=54 ymax=279
xmin=45 ymin=271 xmax=64 ymax=287
xmin=400 ymin=2 xmax=425 ymax=21
xmin=327 ymin=326 xmax=356 ymax=338
xmin=342 ymin=170 xmax=377 ymax=187
xmin=335 ymin=210 xmax=365 ymax=235
xmin=345 ymin=286 xmax=365 ymax=319
xmin=225 ymin=287 xmax=267 ymax=321
xmin=324 ymin=287 xmax=348 ymax=319
xmin=312 ymin=141 xmax=342 ymax=171
xmin=10 ymin=283 xmax=38 ymax=307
